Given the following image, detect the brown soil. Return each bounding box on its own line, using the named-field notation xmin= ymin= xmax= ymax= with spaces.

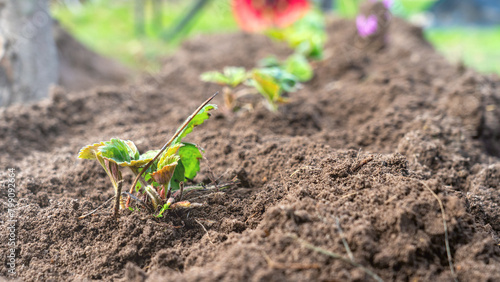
xmin=1 ymin=17 xmax=500 ymax=281
xmin=55 ymin=23 xmax=132 ymax=92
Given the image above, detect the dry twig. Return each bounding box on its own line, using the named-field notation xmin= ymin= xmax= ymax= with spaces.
xmin=78 ymin=196 xmax=116 ymax=219
xmin=287 ymin=233 xmax=384 ymax=282
xmin=262 ymin=252 xmax=320 ymax=270
xmin=195 ymin=218 xmax=214 ymax=245
xmin=419 ymin=181 xmax=458 ymax=282
xmin=336 ymin=217 xmax=355 ymax=262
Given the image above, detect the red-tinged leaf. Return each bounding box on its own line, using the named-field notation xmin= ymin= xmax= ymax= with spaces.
xmin=151 ymin=155 xmax=179 ymax=185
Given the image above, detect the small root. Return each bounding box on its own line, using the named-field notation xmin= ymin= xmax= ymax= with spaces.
xmin=195 ymin=218 xmax=214 ymax=245
xmin=262 ymin=252 xmax=320 ymax=270
xmin=339 ymin=191 xmax=360 ymax=200
xmin=287 ymin=233 xmax=384 ymax=282
xmin=78 ymin=196 xmax=116 ymax=219
xmin=336 ymin=217 xmax=355 ymax=262
xmin=419 ymin=181 xmax=458 ymax=282
xmin=350 ymin=157 xmax=373 ymax=173
xmin=245 ymin=210 xmax=261 ymax=223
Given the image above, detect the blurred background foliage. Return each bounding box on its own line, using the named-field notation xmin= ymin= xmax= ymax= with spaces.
xmin=52 ymin=0 xmax=238 ymax=70
xmin=51 ymin=0 xmax=500 ymax=75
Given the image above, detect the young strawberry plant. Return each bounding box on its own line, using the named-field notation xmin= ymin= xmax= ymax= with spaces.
xmin=258 ymin=53 xmax=313 ymax=82
xmin=266 ymin=11 xmax=327 ymax=60
xmin=232 ymin=0 xmax=326 ymax=59
xmin=201 ymin=60 xmax=308 ymax=112
xmin=201 ymin=2 xmax=325 ymax=112
xmin=78 ymin=93 xmax=218 ymax=218
xmin=201 ymin=67 xmax=249 ymax=111
xmin=200 ymin=66 xmax=247 ymax=88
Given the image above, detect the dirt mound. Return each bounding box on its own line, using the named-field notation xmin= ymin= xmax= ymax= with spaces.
xmin=1 ymin=17 xmax=499 ymax=281
xmin=55 ymin=23 xmax=132 ymax=91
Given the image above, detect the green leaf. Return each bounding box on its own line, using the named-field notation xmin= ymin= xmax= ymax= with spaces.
xmin=258 ymin=56 xmax=281 ymax=68
xmin=173 ymin=104 xmax=217 ymax=144
xmin=250 ymin=68 xmax=300 ymax=111
xmin=257 ymin=55 xmax=312 ymax=83
xmin=140 ymin=150 xmax=159 ymax=163
xmin=140 ymin=150 xmax=160 ymax=174
xmin=200 ymin=67 xmax=247 ymax=88
xmin=151 ymin=155 xmax=180 ymax=185
xmin=260 ymin=68 xmax=300 ymax=92
xmin=158 ymin=144 xmax=183 ymax=170
xmin=170 ymin=161 xmax=185 ymax=191
xmin=178 ymin=143 xmax=203 ymax=179
xmin=265 ymin=29 xmax=287 ymax=41
xmin=99 ymin=138 xmax=152 ymax=167
xmin=294 ymin=36 xmax=324 ymax=60
xmin=156 ymin=203 xmax=170 ymax=218
xmin=99 ymin=138 xmax=133 ymax=164
xmin=284 ymin=54 xmax=313 ymax=82
xmin=124 ymin=140 xmax=140 ymax=159
xmin=150 ymin=143 xmax=202 ymax=190
xmin=249 ymin=69 xmax=281 ymax=112
xmin=266 ymin=11 xmax=326 ymax=59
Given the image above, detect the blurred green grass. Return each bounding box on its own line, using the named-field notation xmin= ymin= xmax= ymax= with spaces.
xmin=52 ymin=0 xmax=500 ymax=75
xmin=335 ymin=0 xmax=500 ymax=75
xmin=425 ymin=28 xmax=500 ymax=75
xmin=336 ymin=0 xmax=436 ymax=18
xmin=52 ymin=0 xmax=237 ymax=70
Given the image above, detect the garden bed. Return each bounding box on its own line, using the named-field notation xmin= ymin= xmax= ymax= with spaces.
xmin=1 ymin=17 xmax=500 ymax=281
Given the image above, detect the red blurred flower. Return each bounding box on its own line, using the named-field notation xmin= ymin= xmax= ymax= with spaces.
xmin=233 ymin=0 xmax=310 ymax=32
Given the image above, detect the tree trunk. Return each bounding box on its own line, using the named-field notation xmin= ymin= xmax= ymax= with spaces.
xmin=0 ymin=0 xmax=58 ymax=107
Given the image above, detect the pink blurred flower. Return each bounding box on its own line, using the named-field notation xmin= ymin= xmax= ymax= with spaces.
xmin=382 ymin=0 xmax=394 ymax=9
xmin=369 ymin=0 xmax=394 ymax=9
xmin=356 ymin=14 xmax=378 ymax=38
xmin=232 ymin=0 xmax=310 ymax=32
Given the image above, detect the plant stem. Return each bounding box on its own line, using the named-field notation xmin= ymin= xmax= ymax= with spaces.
xmin=96 ymin=156 xmax=118 ymax=192
xmin=179 ymin=182 xmax=184 ymax=201
xmin=172 ymin=181 xmax=237 ymax=198
xmin=113 ymin=180 xmax=123 ymax=218
xmin=144 ymin=185 xmax=162 ymax=210
xmin=129 ymin=167 xmax=150 ymax=192
xmin=126 ymin=92 xmax=218 ymax=207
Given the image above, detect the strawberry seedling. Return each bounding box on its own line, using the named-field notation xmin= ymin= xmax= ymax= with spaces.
xmin=266 ymin=11 xmax=327 ymax=60
xmin=200 ymin=66 xmax=247 ymax=88
xmin=201 ymin=4 xmax=323 ymax=112
xmin=200 ymin=53 xmax=312 ymax=112
xmin=248 ymin=67 xmax=297 ymax=112
xmin=201 ymin=67 xmax=249 ymax=111
xmin=258 ymin=53 xmax=313 ymax=82
xmin=201 ymin=63 xmax=305 ymax=112
xmin=78 ymin=93 xmax=218 ymax=218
